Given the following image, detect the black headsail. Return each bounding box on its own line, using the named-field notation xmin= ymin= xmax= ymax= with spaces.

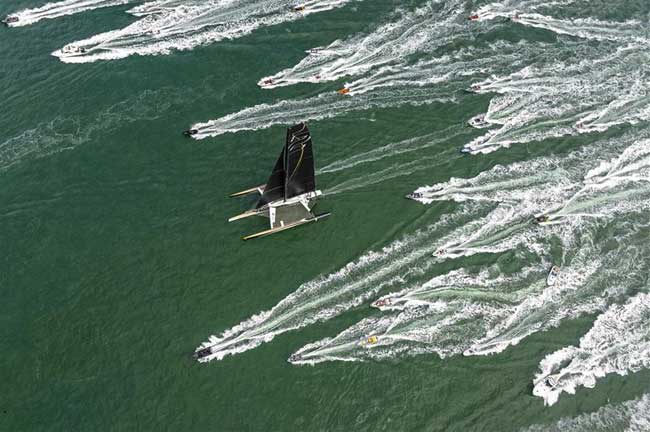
xmin=255 ymin=146 xmax=286 ymax=208
xmin=256 ymin=123 xmax=315 ymax=208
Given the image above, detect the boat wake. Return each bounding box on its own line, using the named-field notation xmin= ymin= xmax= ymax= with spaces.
xmin=524 ymin=393 xmax=650 ymax=431
xmin=533 ymin=291 xmax=650 ymax=407
xmin=0 ymin=88 xmax=176 ymax=172
xmin=4 ymin=0 xmax=137 ymax=27
xmin=101 ymin=0 xmax=650 ymax=416
xmin=52 ymin=0 xmax=357 ymax=63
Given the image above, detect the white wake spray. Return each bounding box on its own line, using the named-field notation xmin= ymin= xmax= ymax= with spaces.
xmin=52 ymin=0 xmax=358 ymax=62
xmin=5 ymin=0 xmax=137 ymax=27
xmin=533 ymin=291 xmax=650 ymax=407
xmin=524 ymin=393 xmax=650 ymax=431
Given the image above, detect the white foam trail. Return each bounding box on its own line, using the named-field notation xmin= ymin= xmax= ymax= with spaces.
xmin=293 ymin=217 xmax=649 ymax=365
xmin=514 ymin=14 xmax=647 ymax=44
xmin=192 ymin=40 xmax=544 ymax=140
xmin=291 ymin=243 xmax=606 ymax=364
xmin=323 ymin=149 xmax=461 ymax=196
xmin=5 ymin=0 xmax=135 ymax=27
xmin=341 ymin=41 xmax=528 ymax=96
xmin=0 ymin=88 xmax=174 ymax=171
xmin=524 ymin=393 xmax=650 ymax=432
xmin=533 ymin=292 xmax=650 ymax=407
xmin=194 ymin=208 xmax=483 ymax=362
xmin=461 ymin=45 xmax=650 ymax=154
xmin=257 ymin=0 xmax=467 ymax=88
xmin=53 ymin=0 xmax=356 ymax=62
xmin=191 ymin=90 xmax=455 ymax=139
xmin=293 ymin=128 xmax=650 ymax=365
xmin=317 ymin=128 xmax=462 ymax=174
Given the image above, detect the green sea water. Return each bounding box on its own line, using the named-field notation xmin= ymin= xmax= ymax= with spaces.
xmin=2 ymin=0 xmax=650 ymax=430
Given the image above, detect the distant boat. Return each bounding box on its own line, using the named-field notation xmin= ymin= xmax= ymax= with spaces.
xmin=2 ymin=15 xmax=19 ymax=26
xmin=61 ymin=44 xmax=86 ymax=55
xmin=468 ymin=114 xmax=489 ymax=129
xmin=546 ymin=266 xmax=560 ymax=286
xmin=228 ymin=123 xmax=330 ymax=240
xmin=534 ymin=214 xmax=564 ymax=226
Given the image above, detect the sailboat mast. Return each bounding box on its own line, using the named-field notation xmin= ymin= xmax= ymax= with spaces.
xmin=283 ymin=128 xmax=290 ymax=202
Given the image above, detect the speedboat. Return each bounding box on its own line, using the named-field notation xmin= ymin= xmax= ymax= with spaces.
xmin=468 ymin=14 xmax=480 ymax=21
xmin=405 ymin=192 xmax=423 ymax=200
xmin=193 ymin=347 xmax=212 ymax=359
xmin=546 ymin=266 xmax=560 ymax=286
xmin=182 ymin=129 xmax=198 ymax=137
xmin=464 ymin=84 xmax=482 ymax=93
xmin=291 ymin=5 xmax=305 ymax=11
xmin=337 ymin=87 xmax=350 ymax=95
xmin=468 ymin=114 xmax=489 ymax=129
xmin=61 ymin=45 xmax=86 ymax=55
xmin=534 ymin=214 xmax=550 ymax=224
xmin=3 ymin=15 xmax=19 ymax=25
xmin=371 ymin=298 xmax=391 ymax=308
xmin=260 ymin=78 xmax=274 ymax=87
xmin=544 ymin=375 xmax=558 ymax=388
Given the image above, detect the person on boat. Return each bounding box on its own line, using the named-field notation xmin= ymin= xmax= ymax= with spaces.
xmin=183 ymin=129 xmax=198 ymax=137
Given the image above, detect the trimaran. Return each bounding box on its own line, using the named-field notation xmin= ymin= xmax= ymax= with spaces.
xmin=227 ymin=122 xmax=330 ymax=240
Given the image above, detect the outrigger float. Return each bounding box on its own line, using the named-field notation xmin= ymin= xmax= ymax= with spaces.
xmin=228 ymin=123 xmax=330 ymax=240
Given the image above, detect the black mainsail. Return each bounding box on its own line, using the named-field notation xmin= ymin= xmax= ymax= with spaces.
xmin=256 ymin=123 xmax=315 ymax=208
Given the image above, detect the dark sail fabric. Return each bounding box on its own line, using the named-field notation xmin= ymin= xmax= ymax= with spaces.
xmin=256 ymin=123 xmax=316 ymax=208
xmin=256 ymin=147 xmax=286 ymax=208
xmin=284 ymin=123 xmax=316 ymax=199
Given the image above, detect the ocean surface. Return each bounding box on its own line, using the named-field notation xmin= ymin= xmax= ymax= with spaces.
xmin=2 ymin=0 xmax=650 ymax=430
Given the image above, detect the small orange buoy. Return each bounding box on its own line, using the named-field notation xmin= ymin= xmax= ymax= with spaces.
xmin=338 ymin=88 xmax=350 ymax=95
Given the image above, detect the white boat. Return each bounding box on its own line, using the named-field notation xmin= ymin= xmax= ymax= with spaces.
xmin=61 ymin=45 xmax=86 ymax=55
xmin=468 ymin=114 xmax=490 ymax=129
xmin=3 ymin=15 xmax=19 ymax=25
xmin=534 ymin=213 xmax=564 ymax=226
xmin=546 ymin=266 xmax=560 ymax=286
